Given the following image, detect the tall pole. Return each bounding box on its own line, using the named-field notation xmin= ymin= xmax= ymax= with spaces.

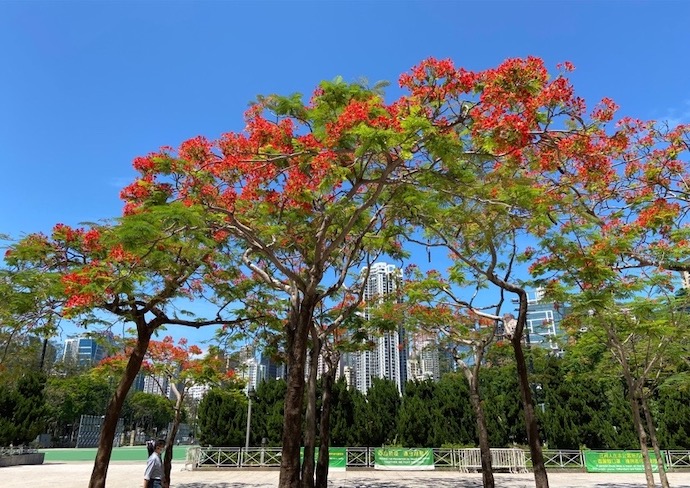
xmin=39 ymin=338 xmax=48 ymax=370
xmin=245 ymin=391 xmax=253 ymax=450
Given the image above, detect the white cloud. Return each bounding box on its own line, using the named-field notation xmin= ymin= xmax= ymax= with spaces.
xmin=662 ymin=99 xmax=690 ymax=127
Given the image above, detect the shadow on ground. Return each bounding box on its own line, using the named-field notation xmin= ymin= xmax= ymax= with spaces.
xmin=175 ymin=480 xmax=690 ymax=488
xmin=591 ymin=485 xmax=690 ymax=488
xmin=175 ymin=480 xmax=485 ymax=488
xmin=175 ymin=479 xmax=503 ymax=488
xmin=175 ymin=483 xmax=481 ymax=488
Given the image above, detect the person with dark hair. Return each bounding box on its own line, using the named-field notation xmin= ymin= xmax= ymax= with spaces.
xmin=143 ymin=439 xmax=165 ymax=488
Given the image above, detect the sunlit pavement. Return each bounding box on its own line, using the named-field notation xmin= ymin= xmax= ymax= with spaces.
xmin=3 ymin=462 xmax=690 ymax=487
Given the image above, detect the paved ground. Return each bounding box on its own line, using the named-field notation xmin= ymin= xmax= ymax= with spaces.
xmin=2 ymin=462 xmax=690 ymax=487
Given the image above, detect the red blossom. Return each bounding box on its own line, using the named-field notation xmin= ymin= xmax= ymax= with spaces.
xmin=132 ymin=154 xmax=156 ymax=172
xmin=591 ymin=97 xmax=619 ymax=123
xmin=556 ymin=61 xmax=575 ymax=72
xmin=179 ymin=136 xmax=215 ymax=165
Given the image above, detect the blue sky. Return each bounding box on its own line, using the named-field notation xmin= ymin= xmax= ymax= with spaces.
xmin=2 ymin=0 xmax=689 ymax=346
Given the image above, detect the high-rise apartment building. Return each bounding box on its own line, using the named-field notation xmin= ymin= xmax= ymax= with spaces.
xmin=681 ymin=271 xmax=690 ymax=290
xmin=61 ymin=333 xmax=112 ymax=367
xmin=239 ymin=354 xmax=261 ymax=393
xmin=259 ymin=353 xmax=280 ymax=381
xmin=347 ymin=262 xmax=408 ymax=394
xmin=188 ymin=383 xmax=211 ymax=401
xmin=132 ymin=373 xmax=146 ymax=392
xmin=408 ymin=332 xmax=441 ymax=381
xmin=524 ymin=287 xmax=566 ymax=355
xmin=353 ymin=349 xmax=375 ymax=393
xmin=143 ymin=373 xmax=171 ymax=397
xmin=341 ymin=365 xmax=356 ymax=389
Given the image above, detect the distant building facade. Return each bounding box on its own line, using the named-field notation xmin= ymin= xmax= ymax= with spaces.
xmin=143 ymin=373 xmax=171 ymax=397
xmin=682 ymin=271 xmax=690 ymax=290
xmin=237 ymin=345 xmax=262 ymax=393
xmin=407 ymin=332 xmax=441 ymax=381
xmin=344 ymin=262 xmax=408 ymax=395
xmin=524 ymin=287 xmax=567 ymax=355
xmin=188 ymin=383 xmax=211 ymax=401
xmin=61 ymin=333 xmax=113 ymax=367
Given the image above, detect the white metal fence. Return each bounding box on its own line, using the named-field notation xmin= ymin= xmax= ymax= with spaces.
xmin=455 ymin=448 xmax=528 ymax=473
xmin=528 ymin=449 xmax=583 ymax=468
xmin=186 ymin=447 xmax=690 ymax=471
xmin=0 ymin=446 xmax=40 ymax=456
xmin=188 ymin=447 xmax=525 ymax=471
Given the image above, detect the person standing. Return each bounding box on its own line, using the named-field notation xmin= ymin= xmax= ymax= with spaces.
xmin=143 ymin=439 xmax=165 ymax=488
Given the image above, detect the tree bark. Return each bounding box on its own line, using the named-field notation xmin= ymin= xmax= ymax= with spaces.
xmin=278 ymin=298 xmax=316 ymax=488
xmin=300 ymin=330 xmax=321 ymax=488
xmin=88 ymin=325 xmax=152 ymax=488
xmin=163 ymin=393 xmax=184 ymax=488
xmin=609 ymin=328 xmax=657 ymax=488
xmin=641 ymin=394 xmax=669 ymax=488
xmin=466 ymin=369 xmax=494 ymax=488
xmin=510 ymin=294 xmax=549 ymax=488
xmin=628 ymin=392 xmax=656 ymax=488
xmin=315 ymin=356 xmax=337 ymax=488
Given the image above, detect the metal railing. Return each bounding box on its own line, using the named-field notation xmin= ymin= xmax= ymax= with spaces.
xmin=0 ymin=446 xmax=39 ymax=456
xmin=188 ymin=447 xmax=526 ymax=471
xmin=346 ymin=447 xmax=371 ymax=468
xmin=187 ymin=447 xmax=690 ymax=471
xmin=455 ymin=448 xmax=527 ymax=473
xmin=242 ymin=447 xmax=282 ymax=467
xmin=525 ymin=449 xmax=583 ymax=468
xmin=665 ymin=450 xmax=690 ymax=469
xmin=432 ymin=448 xmax=456 ymax=468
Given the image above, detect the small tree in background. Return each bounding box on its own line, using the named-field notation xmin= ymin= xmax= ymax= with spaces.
xmin=0 ymin=370 xmax=48 ymax=446
xmin=145 ymin=337 xmax=236 ymax=486
xmin=3 ymin=205 xmax=254 ymax=488
xmin=99 ymin=335 xmax=236 ymax=487
xmin=44 ymin=372 xmax=115 ymax=446
xmin=124 ymin=391 xmax=174 ymax=439
xmin=197 ymin=387 xmax=248 ymax=447
xmin=394 ymin=265 xmax=501 ymax=488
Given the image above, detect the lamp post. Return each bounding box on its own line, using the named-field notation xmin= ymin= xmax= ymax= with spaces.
xmin=245 ymin=386 xmax=255 ymax=451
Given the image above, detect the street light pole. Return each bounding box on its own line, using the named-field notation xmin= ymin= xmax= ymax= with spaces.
xmin=245 ymin=387 xmax=254 ymax=451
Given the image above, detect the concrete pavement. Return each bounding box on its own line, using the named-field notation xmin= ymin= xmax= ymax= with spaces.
xmin=2 ymin=462 xmax=690 ymax=487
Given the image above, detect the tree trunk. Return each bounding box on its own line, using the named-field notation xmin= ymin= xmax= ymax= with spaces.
xmin=627 ymin=392 xmax=656 ymax=488
xmin=466 ymin=369 xmax=494 ymax=488
xmin=300 ymin=331 xmax=321 ymax=488
xmin=89 ymin=327 xmax=152 ymax=488
xmin=609 ymin=328 xmax=656 ymax=488
xmin=641 ymin=394 xmax=669 ymax=488
xmin=279 ymin=298 xmax=315 ymax=488
xmin=510 ymin=295 xmax=548 ymax=488
xmin=163 ymin=394 xmax=184 ymax=488
xmin=315 ymin=360 xmax=337 ymax=488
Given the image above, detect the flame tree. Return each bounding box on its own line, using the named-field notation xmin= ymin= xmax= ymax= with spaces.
xmin=378 ymin=56 xmax=665 ymax=487
xmin=528 ymin=108 xmax=690 ymax=488
xmin=120 ymin=77 xmax=424 ymax=488
xmin=120 ymin=57 xmax=636 ymax=487
xmin=3 ymin=204 xmax=254 ymax=488
xmin=394 ymin=265 xmax=502 ymax=488
xmin=385 ymin=57 xmax=599 ymax=488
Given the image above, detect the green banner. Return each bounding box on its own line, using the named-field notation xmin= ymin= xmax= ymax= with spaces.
xmin=584 ymin=450 xmax=663 ymax=473
xmin=328 ymin=447 xmax=346 ymax=471
xmin=299 ymin=447 xmax=347 ymax=470
xmin=374 ymin=448 xmax=435 ymax=470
